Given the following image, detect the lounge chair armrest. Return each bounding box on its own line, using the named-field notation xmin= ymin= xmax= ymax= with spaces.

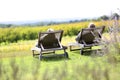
xmin=94 ymin=38 xmax=101 ymax=43
xmin=82 ymin=40 xmax=87 ymax=45
xmin=40 ymin=44 xmax=45 ymax=50
xmin=98 ymin=32 xmax=102 ymax=38
xmin=58 ymin=40 xmax=63 ymax=49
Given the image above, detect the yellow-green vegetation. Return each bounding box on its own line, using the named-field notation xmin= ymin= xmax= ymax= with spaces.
xmin=0 ymin=20 xmax=116 ymax=43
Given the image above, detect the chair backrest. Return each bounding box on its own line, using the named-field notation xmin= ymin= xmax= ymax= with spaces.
xmin=80 ymin=28 xmax=95 ymax=44
xmin=38 ymin=30 xmax=63 ymax=49
xmin=79 ymin=26 xmax=105 ymax=44
xmin=94 ymin=26 xmax=105 ymax=38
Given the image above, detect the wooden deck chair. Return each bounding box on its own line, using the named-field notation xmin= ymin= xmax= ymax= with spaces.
xmin=69 ymin=26 xmax=105 ymax=55
xmin=31 ymin=30 xmax=68 ymax=60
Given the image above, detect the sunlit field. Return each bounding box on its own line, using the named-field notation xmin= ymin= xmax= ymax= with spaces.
xmin=0 ymin=35 xmax=120 ymax=80
xmin=0 ymin=20 xmax=120 ymax=80
xmin=0 ymin=36 xmax=75 ymax=58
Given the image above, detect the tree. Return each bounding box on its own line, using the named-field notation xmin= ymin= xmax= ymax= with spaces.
xmin=111 ymin=13 xmax=119 ymax=20
xmin=6 ymin=24 xmax=12 ymax=27
xmin=99 ymin=15 xmax=109 ymax=20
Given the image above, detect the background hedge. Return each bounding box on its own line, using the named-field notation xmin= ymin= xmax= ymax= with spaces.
xmin=0 ymin=21 xmax=112 ymax=43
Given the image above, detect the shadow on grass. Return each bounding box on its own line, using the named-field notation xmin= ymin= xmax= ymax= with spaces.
xmin=83 ymin=50 xmax=95 ymax=56
xmin=34 ymin=54 xmax=70 ymax=61
xmin=69 ymin=49 xmax=103 ymax=57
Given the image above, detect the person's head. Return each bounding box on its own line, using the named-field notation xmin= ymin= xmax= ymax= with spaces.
xmin=88 ymin=23 xmax=96 ymax=28
xmin=47 ymin=28 xmax=54 ymax=32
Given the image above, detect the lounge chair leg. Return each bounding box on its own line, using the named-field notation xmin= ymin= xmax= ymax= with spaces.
xmin=80 ymin=49 xmax=83 ymax=55
xmin=69 ymin=46 xmax=72 ymax=51
xmin=64 ymin=52 xmax=69 ymax=58
xmin=32 ymin=50 xmax=35 ymax=57
xmin=89 ymin=47 xmax=92 ymax=49
xmin=53 ymin=50 xmax=55 ymax=54
xmin=63 ymin=49 xmax=69 ymax=58
xmin=39 ymin=52 xmax=42 ymax=60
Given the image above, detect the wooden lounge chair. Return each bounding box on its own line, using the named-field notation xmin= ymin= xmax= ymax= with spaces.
xmin=69 ymin=26 xmax=105 ymax=55
xmin=31 ymin=30 xmax=68 ymax=60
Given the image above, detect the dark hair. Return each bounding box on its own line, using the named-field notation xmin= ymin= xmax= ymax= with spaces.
xmin=88 ymin=23 xmax=96 ymax=28
xmin=90 ymin=24 xmax=95 ymax=28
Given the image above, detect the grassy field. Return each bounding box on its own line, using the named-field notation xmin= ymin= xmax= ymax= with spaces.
xmin=0 ymin=35 xmax=120 ymax=80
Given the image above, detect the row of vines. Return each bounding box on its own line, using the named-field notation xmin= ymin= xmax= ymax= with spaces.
xmin=0 ymin=21 xmax=110 ymax=43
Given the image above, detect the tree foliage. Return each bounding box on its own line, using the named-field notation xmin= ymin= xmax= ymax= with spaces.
xmin=99 ymin=15 xmax=109 ymax=20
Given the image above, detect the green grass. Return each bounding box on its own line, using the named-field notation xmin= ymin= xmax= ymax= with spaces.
xmin=0 ymin=36 xmax=120 ymax=80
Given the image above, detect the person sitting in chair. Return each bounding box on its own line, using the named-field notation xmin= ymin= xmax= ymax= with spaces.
xmin=75 ymin=23 xmax=96 ymax=43
xmin=35 ymin=28 xmax=56 ymax=48
xmin=40 ymin=28 xmax=59 ymax=49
